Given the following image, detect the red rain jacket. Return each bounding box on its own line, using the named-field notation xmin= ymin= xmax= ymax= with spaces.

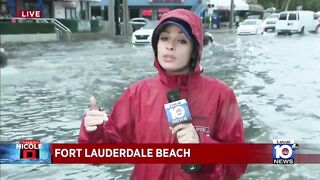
xmin=79 ymin=9 xmax=247 ymax=180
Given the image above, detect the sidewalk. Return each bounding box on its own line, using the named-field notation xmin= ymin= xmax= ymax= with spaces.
xmin=70 ymin=32 xmax=112 ymax=41
xmin=203 ymin=22 xmax=237 ymax=33
xmin=69 ymin=32 xmax=131 ymax=43
xmin=205 ymin=27 xmax=237 ymax=33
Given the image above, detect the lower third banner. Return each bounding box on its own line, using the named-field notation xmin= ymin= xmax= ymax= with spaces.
xmin=1 ymin=142 xmax=320 ymax=164
xmin=51 ymin=143 xmax=320 ymax=164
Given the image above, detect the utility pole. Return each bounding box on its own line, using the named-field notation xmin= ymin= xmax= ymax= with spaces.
xmin=108 ymin=0 xmax=115 ymax=35
xmin=122 ymin=0 xmax=129 ymax=36
xmin=229 ymin=0 xmax=234 ymax=29
xmin=101 ymin=1 xmax=104 ymax=20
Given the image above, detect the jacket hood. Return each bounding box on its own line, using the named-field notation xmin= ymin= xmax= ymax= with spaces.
xmin=151 ymin=9 xmax=204 ymax=88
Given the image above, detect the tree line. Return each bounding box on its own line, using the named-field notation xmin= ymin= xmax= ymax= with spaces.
xmin=256 ymin=0 xmax=320 ymax=12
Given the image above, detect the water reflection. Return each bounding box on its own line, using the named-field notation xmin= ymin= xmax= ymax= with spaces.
xmin=1 ymin=33 xmax=320 ymax=179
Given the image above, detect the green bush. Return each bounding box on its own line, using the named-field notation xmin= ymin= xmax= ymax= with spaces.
xmin=91 ymin=20 xmax=100 ymax=32
xmin=0 ymin=22 xmax=55 ymax=34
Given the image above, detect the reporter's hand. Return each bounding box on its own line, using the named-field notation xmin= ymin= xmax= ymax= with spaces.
xmin=84 ymin=96 xmax=108 ymax=132
xmin=171 ymin=123 xmax=199 ymax=144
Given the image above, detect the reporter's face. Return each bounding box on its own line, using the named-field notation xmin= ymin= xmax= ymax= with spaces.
xmin=157 ymin=24 xmax=193 ymax=74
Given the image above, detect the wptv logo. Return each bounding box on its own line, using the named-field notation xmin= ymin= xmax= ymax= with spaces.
xmin=273 ymin=139 xmax=299 ymax=164
xmin=16 ymin=140 xmax=42 ymax=160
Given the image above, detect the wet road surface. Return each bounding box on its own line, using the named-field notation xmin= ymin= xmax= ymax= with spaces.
xmin=1 ymin=32 xmax=320 ymax=179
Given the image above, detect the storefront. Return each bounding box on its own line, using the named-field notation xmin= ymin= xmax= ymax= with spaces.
xmin=94 ymin=0 xmax=195 ymax=21
xmin=131 ymin=0 xmax=194 ymax=20
xmin=132 ymin=0 xmax=195 ymax=20
xmin=2 ymin=0 xmax=53 ymax=18
xmin=0 ymin=0 xmax=9 ymax=17
xmin=2 ymin=0 xmax=98 ymax=19
xmin=1 ymin=0 xmax=16 ymax=17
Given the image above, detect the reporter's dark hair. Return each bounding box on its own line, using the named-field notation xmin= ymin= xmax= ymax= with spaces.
xmin=188 ymin=36 xmax=200 ymax=72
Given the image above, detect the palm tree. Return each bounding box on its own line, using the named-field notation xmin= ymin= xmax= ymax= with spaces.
xmin=281 ymin=0 xmax=292 ymax=11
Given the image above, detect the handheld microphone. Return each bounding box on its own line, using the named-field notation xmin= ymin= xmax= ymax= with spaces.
xmin=164 ymin=89 xmax=201 ymax=173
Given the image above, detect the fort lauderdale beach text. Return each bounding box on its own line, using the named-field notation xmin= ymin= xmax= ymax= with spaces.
xmin=54 ymin=148 xmax=191 ymax=158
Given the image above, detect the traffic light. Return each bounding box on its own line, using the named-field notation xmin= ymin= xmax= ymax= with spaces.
xmin=207 ymin=4 xmax=214 ymax=8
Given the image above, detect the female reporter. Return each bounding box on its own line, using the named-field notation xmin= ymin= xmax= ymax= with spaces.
xmin=78 ymin=9 xmax=247 ymax=179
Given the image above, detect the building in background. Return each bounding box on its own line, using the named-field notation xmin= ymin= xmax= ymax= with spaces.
xmin=204 ymin=0 xmax=263 ymax=24
xmin=91 ymin=0 xmax=195 ymax=21
xmin=1 ymin=0 xmax=99 ymax=19
xmin=242 ymin=0 xmax=264 ymax=19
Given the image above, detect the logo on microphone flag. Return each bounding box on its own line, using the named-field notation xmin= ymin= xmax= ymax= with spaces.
xmin=164 ymin=99 xmax=192 ymax=126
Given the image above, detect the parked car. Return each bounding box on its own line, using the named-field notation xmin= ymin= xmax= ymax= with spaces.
xmin=132 ymin=21 xmax=214 ymax=45
xmin=129 ymin=17 xmax=149 ymax=32
xmin=262 ymin=13 xmax=279 ymax=32
xmin=315 ymin=13 xmax=320 ymax=33
xmin=203 ymin=32 xmax=213 ymax=46
xmin=275 ymin=11 xmax=318 ymax=35
xmin=132 ymin=21 xmax=157 ymax=44
xmin=237 ymin=19 xmax=263 ymax=35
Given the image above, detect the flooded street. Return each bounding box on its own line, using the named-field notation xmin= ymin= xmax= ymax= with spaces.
xmin=1 ymin=32 xmax=320 ymax=179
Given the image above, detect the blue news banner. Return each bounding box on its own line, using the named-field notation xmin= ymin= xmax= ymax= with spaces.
xmin=0 ymin=143 xmax=51 ymax=164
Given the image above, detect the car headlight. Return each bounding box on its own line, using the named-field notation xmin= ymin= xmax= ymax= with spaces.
xmin=132 ymin=35 xmax=137 ymax=43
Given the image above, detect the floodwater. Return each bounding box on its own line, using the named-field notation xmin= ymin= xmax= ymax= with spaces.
xmin=1 ymin=32 xmax=320 ymax=179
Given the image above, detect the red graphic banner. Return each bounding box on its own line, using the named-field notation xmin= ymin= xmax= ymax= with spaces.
xmin=50 ymin=144 xmax=320 ymax=164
